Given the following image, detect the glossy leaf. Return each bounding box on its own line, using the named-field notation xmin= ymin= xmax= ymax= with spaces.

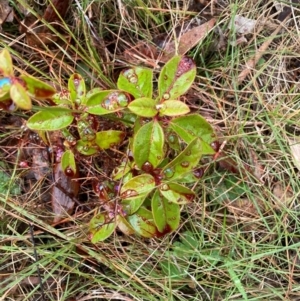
xmin=165 ymin=130 xmax=180 ymax=151
xmin=0 ymin=49 xmax=13 ymax=76
xmin=127 ymin=207 xmax=158 ymax=238
xmin=95 ymin=130 xmax=124 ymax=149
xmin=158 ymin=100 xmax=190 ymax=116
xmin=117 ymin=67 xmax=153 ymax=99
xmin=61 ymin=150 xmax=76 ymax=175
xmin=89 ymin=213 xmax=116 ymax=243
xmin=112 ymin=161 xmax=132 ymax=180
xmin=121 ymin=197 xmax=146 ymax=216
xmin=128 ymin=97 xmax=158 ymax=117
xmin=133 ymin=120 xmax=164 ymax=169
xmin=10 ymin=82 xmax=31 ymax=110
xmin=158 ymin=56 xmax=196 ymax=100
xmin=162 ymin=138 xmax=202 ymax=181
xmin=120 ymin=174 xmax=155 ymax=200
xmin=77 ymin=119 xmax=96 ymax=142
xmin=27 ymin=108 xmax=74 ymax=131
xmin=20 ymin=75 xmax=56 ymax=99
xmin=151 ymin=190 xmax=180 ymax=233
xmin=116 ymin=215 xmax=135 ymax=235
xmin=75 ymin=140 xmax=98 ymax=155
xmin=0 ymin=91 xmax=11 ymax=103
xmin=52 ymin=91 xmax=72 ymax=106
xmin=160 ymin=182 xmax=195 ymax=204
xmin=0 ymin=77 xmax=12 ymax=97
xmin=68 ymin=73 xmax=86 ymax=103
xmin=86 ymin=90 xmax=129 ymax=115
xmin=169 ymin=114 xmax=216 ymax=155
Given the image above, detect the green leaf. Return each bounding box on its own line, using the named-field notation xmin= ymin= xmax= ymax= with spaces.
xmin=10 ymin=82 xmax=32 ymax=110
xmin=127 ymin=207 xmax=158 ymax=238
xmin=116 ymin=215 xmax=135 ymax=235
xmin=169 ymin=114 xmax=216 ymax=155
xmin=128 ymin=97 xmax=158 ymax=117
xmin=160 ymin=182 xmax=195 ymax=204
xmin=121 ymin=174 xmax=155 ymax=200
xmin=112 ymin=161 xmax=132 ymax=180
xmin=120 ymin=174 xmax=155 ymax=214
xmin=27 ymin=108 xmax=74 ymax=131
xmin=95 ymin=130 xmax=124 ymax=149
xmin=0 ymin=78 xmax=12 ymax=98
xmin=133 ymin=120 xmax=164 ymax=169
xmin=121 ymin=197 xmax=146 ymax=216
xmin=158 ymin=100 xmax=190 ymax=116
xmin=162 ymin=138 xmax=202 ymax=181
xmin=61 ymin=150 xmax=76 ymax=175
xmin=86 ymin=90 xmax=129 ymax=115
xmin=117 ymin=67 xmax=153 ymax=98
xmin=75 ymin=140 xmax=98 ymax=155
xmin=0 ymin=49 xmax=13 ymax=76
xmin=165 ymin=130 xmax=180 ymax=151
xmin=89 ymin=213 xmax=116 ymax=243
xmin=77 ymin=119 xmax=96 ymax=142
xmin=68 ymin=73 xmax=86 ymax=103
xmin=158 ymin=56 xmax=196 ymax=100
xmin=20 ymin=75 xmax=56 ymax=99
xmin=151 ymin=190 xmax=180 ymax=233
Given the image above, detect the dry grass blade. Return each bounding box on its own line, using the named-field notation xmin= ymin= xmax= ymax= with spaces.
xmin=237 ymin=16 xmax=290 ymax=83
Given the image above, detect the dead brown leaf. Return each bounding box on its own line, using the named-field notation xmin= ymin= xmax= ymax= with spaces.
xmin=0 ymin=0 xmax=13 ymax=28
xmin=225 ymin=198 xmax=265 ymax=218
xmin=273 ymin=182 xmax=294 ymax=208
xmin=51 ymin=163 xmax=79 ymax=223
xmin=160 ymin=18 xmax=216 ymax=62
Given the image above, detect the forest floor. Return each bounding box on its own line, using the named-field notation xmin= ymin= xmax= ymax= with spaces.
xmin=1 ymin=0 xmax=300 ymax=300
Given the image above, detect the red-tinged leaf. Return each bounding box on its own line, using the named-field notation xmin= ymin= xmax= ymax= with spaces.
xmin=128 ymin=97 xmax=158 ymax=117
xmin=20 ymin=75 xmax=56 ymax=99
xmin=0 ymin=49 xmax=13 ymax=76
xmin=162 ymin=138 xmax=202 ymax=181
xmin=151 ymin=190 xmax=180 ymax=233
xmin=95 ymin=130 xmax=124 ymax=149
xmin=127 ymin=207 xmax=158 ymax=238
xmin=51 ymin=163 xmax=79 ymax=223
xmin=61 ymin=150 xmax=76 ymax=176
xmin=160 ymin=182 xmax=195 ymax=204
xmin=133 ymin=120 xmax=165 ymax=169
xmin=158 ymin=100 xmax=190 ymax=116
xmin=27 ymin=108 xmax=74 ymax=131
xmin=117 ymin=67 xmax=153 ymax=98
xmin=158 ymin=56 xmax=196 ymax=101
xmin=0 ymin=98 xmax=15 ymax=111
xmin=86 ymin=90 xmax=130 ymax=115
xmin=121 ymin=174 xmax=155 ymax=200
xmin=89 ymin=213 xmax=116 ymax=243
xmin=10 ymin=82 xmax=32 ymax=110
xmin=120 ymin=174 xmax=155 ymax=214
xmin=68 ymin=73 xmax=86 ymax=103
